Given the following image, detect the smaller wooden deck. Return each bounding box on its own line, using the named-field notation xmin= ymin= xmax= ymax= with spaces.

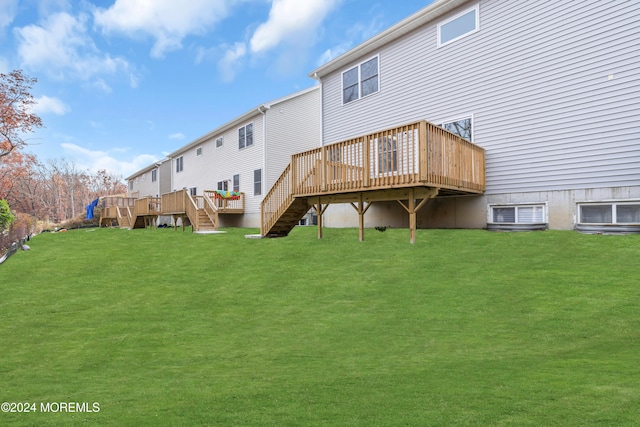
xmin=261 ymin=120 xmax=486 ymax=243
xmin=99 ymin=196 xmax=136 ymax=227
xmin=161 ymin=189 xmax=245 ymax=232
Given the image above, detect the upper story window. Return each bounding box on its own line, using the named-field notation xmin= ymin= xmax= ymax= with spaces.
xmin=196 ymin=147 xmax=203 ymax=156
xmin=151 ymin=169 xmax=157 ymax=182
xmin=441 ymin=116 xmax=473 ymax=141
xmin=342 ymin=56 xmax=379 ymax=105
xmin=438 ymin=5 xmax=479 ymax=47
xmin=216 ymin=137 xmax=223 ymax=148
xmin=239 ymin=123 xmax=254 ymax=149
xmin=176 ymin=156 xmax=184 ymax=173
xmin=128 ymin=181 xmax=133 ymax=191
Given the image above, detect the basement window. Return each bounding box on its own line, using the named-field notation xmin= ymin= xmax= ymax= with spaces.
xmin=487 ymin=203 xmax=548 ymax=231
xmin=579 ymin=202 xmax=640 ymax=224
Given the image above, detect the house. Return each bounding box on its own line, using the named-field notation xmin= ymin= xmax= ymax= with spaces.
xmin=126 ymin=158 xmax=171 ymax=199
xmin=299 ymin=0 xmax=640 ymax=234
xmin=120 ymin=85 xmax=321 ymax=231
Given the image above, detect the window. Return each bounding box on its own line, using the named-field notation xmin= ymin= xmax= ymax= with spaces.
xmin=176 ymin=156 xmax=184 ymax=173
xmin=239 ymin=123 xmax=253 ymax=149
xmin=342 ymin=56 xmax=379 ymax=104
xmin=151 ymin=169 xmax=157 ymax=182
xmin=377 ymin=136 xmax=398 ymax=174
xmin=579 ymin=203 xmax=640 ymax=224
xmin=254 ymin=169 xmax=262 ymax=196
xmin=128 ymin=181 xmax=133 ymax=191
xmin=441 ymin=116 xmax=473 ymax=141
xmin=217 ymin=180 xmax=228 ymax=191
xmin=491 ymin=204 xmax=545 ymax=224
xmin=189 ymin=187 xmax=197 ymax=196
xmin=196 ymin=147 xmax=203 ymax=156
xmin=233 ymin=174 xmax=240 ymax=192
xmin=216 ymin=137 xmax=223 ymax=148
xmin=438 ymin=5 xmax=479 ymax=47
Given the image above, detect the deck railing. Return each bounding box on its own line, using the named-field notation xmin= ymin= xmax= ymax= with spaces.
xmin=185 ymin=193 xmax=200 ymax=230
xmin=203 ymin=191 xmax=245 ymax=213
xmin=161 ymin=190 xmax=187 ymax=214
xmin=261 ymin=120 xmax=485 ymax=235
xmin=261 ymin=164 xmax=292 ymax=235
xmin=101 ymin=196 xmax=136 ymax=208
xmin=134 ymin=197 xmax=161 ymax=216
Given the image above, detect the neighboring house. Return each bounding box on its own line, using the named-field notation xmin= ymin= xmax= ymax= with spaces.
xmin=165 ymin=85 xmax=321 ymax=228
xmin=307 ymin=0 xmax=640 ymax=232
xmin=126 ymin=158 xmax=171 ymax=199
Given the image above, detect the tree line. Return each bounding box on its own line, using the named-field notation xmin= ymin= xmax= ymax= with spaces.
xmin=1 ymin=70 xmax=126 ymax=229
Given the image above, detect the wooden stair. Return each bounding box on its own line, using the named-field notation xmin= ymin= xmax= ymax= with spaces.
xmin=194 ymin=209 xmax=216 ymax=232
xmin=132 ymin=216 xmax=146 ymax=229
xmin=263 ymin=197 xmax=309 ymax=237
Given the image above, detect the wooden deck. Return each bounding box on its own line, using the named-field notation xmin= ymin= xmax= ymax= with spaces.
xmin=161 ymin=189 xmax=245 ymax=232
xmin=99 ymin=191 xmax=244 ymax=231
xmin=261 ymin=120 xmax=486 ymax=243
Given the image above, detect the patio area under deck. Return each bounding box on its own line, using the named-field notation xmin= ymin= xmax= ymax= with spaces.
xmin=261 ymin=120 xmax=486 ymax=243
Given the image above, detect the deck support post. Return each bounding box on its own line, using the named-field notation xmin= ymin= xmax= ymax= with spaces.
xmin=349 ymin=193 xmax=372 ymax=242
xmin=312 ymin=200 xmax=329 ymax=240
xmin=397 ymin=187 xmax=438 ymax=244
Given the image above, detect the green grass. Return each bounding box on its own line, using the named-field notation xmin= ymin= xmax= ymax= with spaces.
xmin=1 ymin=227 xmax=639 ymax=426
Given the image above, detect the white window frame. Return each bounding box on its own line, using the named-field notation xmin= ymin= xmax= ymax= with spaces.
xmin=196 ymin=147 xmax=203 ymax=157
xmin=151 ymin=169 xmax=157 ymax=182
xmin=233 ymin=174 xmax=240 ymax=192
xmin=176 ymin=156 xmax=184 ymax=173
xmin=216 ymin=137 xmax=223 ymax=148
xmin=438 ymin=114 xmax=474 ymax=142
xmin=189 ymin=187 xmax=197 ymax=196
xmin=341 ymin=55 xmax=380 ymax=105
xmin=254 ymin=168 xmax=262 ymax=196
xmin=128 ymin=181 xmax=133 ymax=191
xmin=577 ymin=201 xmax=640 ymax=224
xmin=437 ymin=4 xmax=479 ymax=48
xmin=238 ymin=123 xmax=254 ymax=150
xmin=488 ymin=203 xmax=547 ymax=224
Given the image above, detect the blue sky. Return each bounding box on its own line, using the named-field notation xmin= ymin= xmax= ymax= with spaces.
xmin=1 ymin=0 xmax=433 ymax=178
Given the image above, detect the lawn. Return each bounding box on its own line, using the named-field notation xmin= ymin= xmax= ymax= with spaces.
xmin=1 ymin=227 xmax=639 ymax=426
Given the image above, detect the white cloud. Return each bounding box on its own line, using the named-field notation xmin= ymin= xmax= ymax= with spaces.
xmin=14 ymin=12 xmax=135 ymax=86
xmin=168 ymin=132 xmax=185 ymax=140
xmin=61 ymin=142 xmax=158 ymax=177
xmin=218 ymin=42 xmax=246 ymax=82
xmin=250 ymin=0 xmax=340 ymax=54
xmin=94 ymin=0 xmax=231 ymax=58
xmin=0 ymin=0 xmax=18 ymax=31
xmin=32 ymin=95 xmax=70 ymax=115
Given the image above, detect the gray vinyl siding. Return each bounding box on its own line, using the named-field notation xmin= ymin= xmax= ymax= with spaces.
xmin=321 ymin=0 xmax=640 ymax=194
xmin=265 ymin=87 xmax=321 ymax=189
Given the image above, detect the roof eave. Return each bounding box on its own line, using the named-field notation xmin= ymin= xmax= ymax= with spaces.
xmin=308 ymin=0 xmax=466 ymax=79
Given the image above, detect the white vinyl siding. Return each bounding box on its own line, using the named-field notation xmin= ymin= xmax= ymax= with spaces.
xmin=320 ymin=0 xmax=640 ymax=195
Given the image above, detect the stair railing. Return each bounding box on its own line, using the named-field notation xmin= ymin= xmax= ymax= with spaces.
xmin=261 ymin=163 xmax=292 ymax=236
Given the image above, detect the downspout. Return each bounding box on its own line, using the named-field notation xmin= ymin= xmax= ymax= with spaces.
xmin=257 ymin=106 xmax=269 ymax=197
xmin=312 ymin=72 xmax=323 ymax=147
